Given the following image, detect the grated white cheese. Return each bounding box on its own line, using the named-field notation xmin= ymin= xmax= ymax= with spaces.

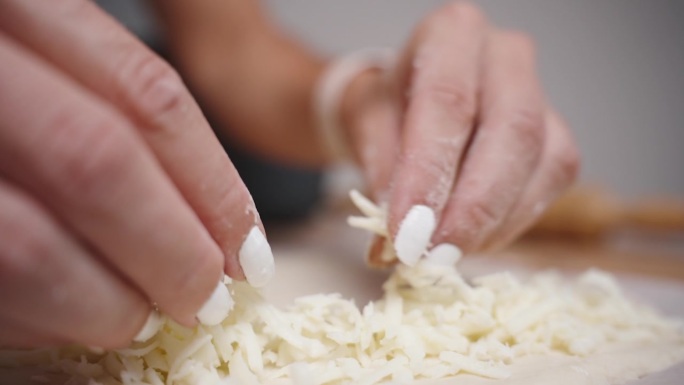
xmin=1 ymin=190 xmax=682 ymax=385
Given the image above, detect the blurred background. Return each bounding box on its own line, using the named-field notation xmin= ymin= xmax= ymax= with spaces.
xmin=267 ymin=0 xmax=684 ymax=199
xmin=264 ymin=1 xmax=684 ymax=275
xmin=264 ymin=0 xmax=684 ymax=245
xmin=100 ymin=0 xmax=684 ymax=199
xmin=97 ymin=0 xmax=684 ymax=247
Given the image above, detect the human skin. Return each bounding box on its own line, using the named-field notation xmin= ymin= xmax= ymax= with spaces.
xmin=342 ymin=4 xmax=580 ymax=263
xmin=157 ymin=1 xmax=579 ymax=261
xmin=0 ymin=0 xmax=271 ymax=349
xmin=0 ymin=0 xmax=578 ymax=349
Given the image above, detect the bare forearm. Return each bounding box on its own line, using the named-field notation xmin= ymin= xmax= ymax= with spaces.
xmin=149 ymin=0 xmax=327 ymax=167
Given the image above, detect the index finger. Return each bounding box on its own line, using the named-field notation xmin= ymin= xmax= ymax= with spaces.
xmin=387 ymin=3 xmax=487 ymax=265
xmin=0 ymin=0 xmax=274 ymax=286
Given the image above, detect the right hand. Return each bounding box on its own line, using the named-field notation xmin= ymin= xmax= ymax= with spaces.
xmin=0 ymin=0 xmax=273 ymax=349
xmin=340 ymin=3 xmax=579 ymax=265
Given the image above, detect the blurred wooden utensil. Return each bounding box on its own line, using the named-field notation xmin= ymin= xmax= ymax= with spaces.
xmin=528 ymin=185 xmax=684 ymax=239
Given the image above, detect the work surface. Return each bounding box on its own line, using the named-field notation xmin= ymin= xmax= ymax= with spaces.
xmin=264 ymin=208 xmax=684 ymax=385
xmin=2 ymin=209 xmax=683 ymax=385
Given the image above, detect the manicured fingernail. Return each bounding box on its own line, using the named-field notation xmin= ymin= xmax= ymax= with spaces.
xmin=134 ymin=311 xmax=164 ymax=342
xmin=394 ymin=205 xmax=436 ymax=266
xmin=239 ymin=226 xmax=275 ymax=288
xmin=196 ymin=280 xmax=234 ymax=326
xmin=426 ymin=243 xmax=462 ymax=266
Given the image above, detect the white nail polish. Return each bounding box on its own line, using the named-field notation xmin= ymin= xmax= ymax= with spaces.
xmin=196 ymin=280 xmax=234 ymax=326
xmin=133 ymin=311 xmax=164 ymax=342
xmin=239 ymin=226 xmax=275 ymax=288
xmin=394 ymin=205 xmax=436 ymax=266
xmin=425 ymin=243 xmax=462 ymax=266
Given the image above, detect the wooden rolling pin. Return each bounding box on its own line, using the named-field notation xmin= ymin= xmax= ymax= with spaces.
xmin=527 ymin=186 xmax=684 ymax=239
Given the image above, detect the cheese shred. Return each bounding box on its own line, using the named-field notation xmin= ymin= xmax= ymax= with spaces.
xmin=1 ymin=190 xmax=682 ymax=385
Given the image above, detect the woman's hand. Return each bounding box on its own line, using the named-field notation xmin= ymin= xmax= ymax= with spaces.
xmin=0 ymin=0 xmax=273 ymax=349
xmin=342 ymin=2 xmax=580 ymax=265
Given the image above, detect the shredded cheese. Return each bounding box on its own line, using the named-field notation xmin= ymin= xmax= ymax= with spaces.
xmin=1 ymin=190 xmax=682 ymax=385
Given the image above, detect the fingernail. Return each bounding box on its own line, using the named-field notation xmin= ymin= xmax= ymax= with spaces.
xmin=425 ymin=243 xmax=462 ymax=266
xmin=134 ymin=310 xmax=164 ymax=342
xmin=196 ymin=280 xmax=234 ymax=326
xmin=394 ymin=205 xmax=436 ymax=266
xmin=239 ymin=226 xmax=275 ymax=288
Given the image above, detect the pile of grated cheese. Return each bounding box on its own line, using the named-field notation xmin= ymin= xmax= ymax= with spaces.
xmin=1 ymin=192 xmax=682 ymax=385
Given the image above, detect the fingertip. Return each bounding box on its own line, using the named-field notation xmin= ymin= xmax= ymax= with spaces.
xmin=425 ymin=243 xmax=463 ymax=266
xmin=238 ymin=226 xmax=275 ymax=288
xmin=96 ymin=300 xmax=151 ymax=350
xmin=196 ymin=279 xmax=234 ymax=326
xmin=394 ymin=204 xmax=436 ymax=266
xmin=214 ymin=192 xmax=268 ymax=283
xmin=133 ymin=310 xmax=165 ymax=343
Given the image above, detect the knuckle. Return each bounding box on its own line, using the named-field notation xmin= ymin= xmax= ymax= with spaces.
xmin=118 ymin=51 xmax=187 ymax=125
xmin=440 ymin=199 xmax=501 ymax=252
xmin=448 ymin=202 xmax=499 ymax=253
xmin=546 ymin=112 xmax=580 ymax=186
xmin=555 ymin=145 xmax=581 ymax=185
xmin=415 ymin=82 xmax=477 ymax=123
xmin=507 ymin=108 xmax=545 ymax=151
xmin=45 ymin=111 xmax=135 ymax=199
xmin=465 ymin=200 xmax=500 ymax=231
xmin=409 ymin=150 xmax=452 ymax=181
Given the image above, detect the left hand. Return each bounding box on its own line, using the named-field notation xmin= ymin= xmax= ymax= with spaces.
xmin=0 ymin=0 xmax=273 ymax=348
xmin=341 ymin=2 xmax=580 ymax=265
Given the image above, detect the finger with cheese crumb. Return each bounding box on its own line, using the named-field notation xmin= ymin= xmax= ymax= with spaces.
xmin=0 ymin=0 xmax=274 ymax=286
xmin=386 ymin=3 xmax=487 ymax=266
xmin=430 ymin=30 xmax=546 ymax=253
